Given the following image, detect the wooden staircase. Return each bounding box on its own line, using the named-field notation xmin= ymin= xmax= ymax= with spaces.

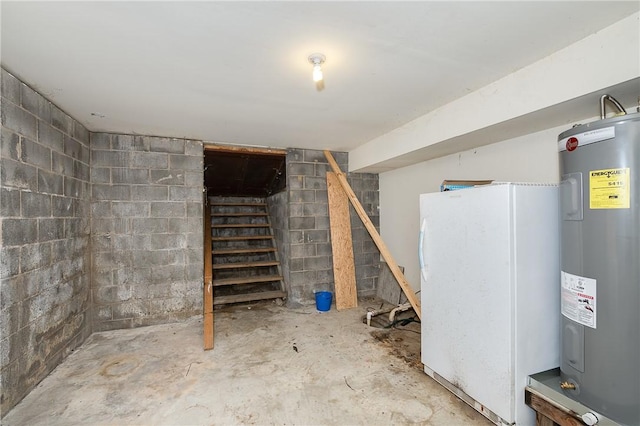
xmin=207 ymin=198 xmax=286 ymax=305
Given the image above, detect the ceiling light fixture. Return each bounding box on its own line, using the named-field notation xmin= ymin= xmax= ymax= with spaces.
xmin=308 ymin=53 xmax=326 ymax=83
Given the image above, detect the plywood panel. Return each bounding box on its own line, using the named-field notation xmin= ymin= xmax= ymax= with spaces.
xmin=324 ymin=151 xmax=421 ymax=319
xmin=327 ymin=172 xmax=358 ymax=310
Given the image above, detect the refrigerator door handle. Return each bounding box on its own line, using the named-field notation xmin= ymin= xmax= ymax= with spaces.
xmin=419 ymin=218 xmax=428 ymax=282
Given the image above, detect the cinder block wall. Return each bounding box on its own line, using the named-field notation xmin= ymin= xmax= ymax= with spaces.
xmin=1 ymin=69 xmax=92 ymax=413
xmin=266 ymin=189 xmax=289 ymax=293
xmin=282 ymin=149 xmax=380 ymax=304
xmin=347 ymin=173 xmax=380 ymax=294
xmin=90 ymin=133 xmax=204 ymax=331
xmin=0 ymin=68 xmax=380 ymax=415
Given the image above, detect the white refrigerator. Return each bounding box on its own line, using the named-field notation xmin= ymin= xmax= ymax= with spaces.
xmin=419 ymin=183 xmax=560 ymax=425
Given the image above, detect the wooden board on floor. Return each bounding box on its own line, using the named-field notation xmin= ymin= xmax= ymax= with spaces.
xmin=525 ymin=387 xmax=585 ymax=426
xmin=324 ymin=150 xmax=421 ymax=320
xmin=327 ymin=172 xmax=358 ymax=310
xmin=203 ymin=197 xmax=214 ymax=350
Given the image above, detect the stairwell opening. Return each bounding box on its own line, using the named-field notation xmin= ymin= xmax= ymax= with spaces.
xmin=203 ymin=146 xmax=381 ymax=310
xmin=203 ymin=145 xmax=288 ymax=306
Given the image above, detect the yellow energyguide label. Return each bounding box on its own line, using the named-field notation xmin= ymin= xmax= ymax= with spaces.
xmin=589 ymin=168 xmax=630 ymax=209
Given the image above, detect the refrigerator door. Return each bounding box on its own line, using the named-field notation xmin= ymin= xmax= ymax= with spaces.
xmin=420 ymin=185 xmax=514 ymax=422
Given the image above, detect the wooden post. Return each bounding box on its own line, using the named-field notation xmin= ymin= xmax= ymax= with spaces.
xmin=327 ymin=172 xmax=358 ymax=310
xmin=203 ymin=195 xmax=214 ymax=350
xmin=323 ymin=151 xmax=422 ymax=319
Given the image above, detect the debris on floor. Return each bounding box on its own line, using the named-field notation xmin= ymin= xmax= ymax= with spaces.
xmin=361 ymin=299 xmax=423 ymax=372
xmin=3 ymin=299 xmax=490 ymax=426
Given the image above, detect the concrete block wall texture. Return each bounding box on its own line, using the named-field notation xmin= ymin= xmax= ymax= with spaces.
xmin=346 ymin=172 xmax=380 ymax=295
xmin=282 ymin=149 xmax=380 ymax=304
xmin=1 ymin=69 xmax=92 ymax=414
xmin=266 ymin=189 xmax=289 ymax=294
xmin=0 ymin=68 xmax=379 ymax=415
xmin=90 ymin=133 xmax=204 ymax=332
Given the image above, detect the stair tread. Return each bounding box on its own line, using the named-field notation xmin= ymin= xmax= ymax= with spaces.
xmin=212 ymin=261 xmax=279 ymax=270
xmin=211 ymin=213 xmax=268 ymax=217
xmin=212 ymin=223 xmax=269 ymax=228
xmin=211 ymin=236 xmax=273 ymax=241
xmin=212 ymin=247 xmax=276 ymax=255
xmin=211 ymin=203 xmax=266 ymax=207
xmin=207 ymin=199 xmax=284 ymax=306
xmin=213 ymin=290 xmax=286 ymax=305
xmin=213 ymin=274 xmax=283 ymax=286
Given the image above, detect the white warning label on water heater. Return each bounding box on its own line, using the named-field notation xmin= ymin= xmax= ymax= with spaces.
xmin=561 ymin=271 xmax=597 ymax=328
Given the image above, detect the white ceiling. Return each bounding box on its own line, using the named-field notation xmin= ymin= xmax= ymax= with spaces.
xmin=2 ymin=1 xmax=638 ymax=153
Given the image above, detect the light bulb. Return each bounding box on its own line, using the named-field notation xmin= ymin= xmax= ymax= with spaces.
xmin=308 ymin=53 xmax=326 ymax=84
xmin=312 ymin=64 xmax=323 ymax=82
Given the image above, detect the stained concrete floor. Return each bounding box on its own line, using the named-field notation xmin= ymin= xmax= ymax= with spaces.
xmin=4 ymin=299 xmax=491 ymax=425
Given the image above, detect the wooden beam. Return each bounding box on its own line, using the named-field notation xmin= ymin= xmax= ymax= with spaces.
xmin=323 ymin=151 xmax=421 ymax=319
xmin=525 ymin=387 xmax=585 ymax=426
xmin=203 ymin=143 xmax=287 ymax=156
xmin=203 ymin=196 xmax=214 ymax=350
xmin=536 ymin=413 xmax=557 ymax=426
xmin=327 ymin=172 xmax=358 ymax=310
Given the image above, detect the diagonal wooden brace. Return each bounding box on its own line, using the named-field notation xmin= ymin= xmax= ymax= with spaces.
xmin=323 ymin=151 xmax=421 ymax=320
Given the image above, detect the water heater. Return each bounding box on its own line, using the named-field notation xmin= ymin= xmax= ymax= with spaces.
xmin=558 ymin=105 xmax=639 ymax=425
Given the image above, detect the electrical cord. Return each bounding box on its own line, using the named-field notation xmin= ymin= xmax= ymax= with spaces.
xmin=365 ymin=302 xmax=384 ymax=312
xmin=384 ymin=315 xmax=421 ymax=334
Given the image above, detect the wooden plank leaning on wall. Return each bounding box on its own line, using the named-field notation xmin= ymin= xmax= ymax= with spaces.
xmin=326 ymin=172 xmax=358 ymax=310
xmin=323 ymin=151 xmax=421 ymax=320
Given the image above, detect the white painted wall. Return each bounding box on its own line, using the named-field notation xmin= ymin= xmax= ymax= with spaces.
xmin=379 ymin=123 xmax=569 ymax=291
xmin=379 ymin=95 xmax=639 ymax=292
xmin=351 ymin=12 xmax=640 ymax=173
xmin=371 ymin=11 xmax=640 ymax=295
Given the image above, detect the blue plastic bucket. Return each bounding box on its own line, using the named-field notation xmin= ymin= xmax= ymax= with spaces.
xmin=315 ymin=291 xmax=332 ymax=312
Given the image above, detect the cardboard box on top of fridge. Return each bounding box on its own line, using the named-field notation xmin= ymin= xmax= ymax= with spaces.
xmin=440 ymin=180 xmax=493 ymax=192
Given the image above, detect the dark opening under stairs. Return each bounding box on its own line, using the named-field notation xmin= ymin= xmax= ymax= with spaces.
xmin=209 ymin=197 xmax=286 ymax=306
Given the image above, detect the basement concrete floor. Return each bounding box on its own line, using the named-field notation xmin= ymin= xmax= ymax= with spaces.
xmin=4 ymin=299 xmax=491 ymax=425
